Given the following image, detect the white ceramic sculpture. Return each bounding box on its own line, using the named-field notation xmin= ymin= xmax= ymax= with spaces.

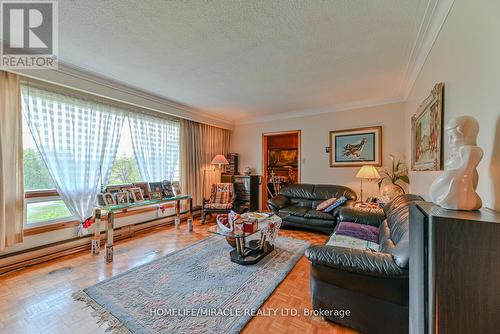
xmin=429 ymin=116 xmax=483 ymax=210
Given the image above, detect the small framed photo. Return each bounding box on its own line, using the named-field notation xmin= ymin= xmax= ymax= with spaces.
xmin=105 ymin=185 xmax=123 ymax=194
xmin=172 ymin=181 xmax=182 ymax=196
xmin=149 ymin=182 xmax=163 ymax=194
xmin=120 ymin=185 xmax=134 ymax=192
xmin=133 ymin=182 xmax=151 ymax=199
xmin=130 ymin=187 xmax=144 ymax=202
xmin=162 ymin=180 xmax=175 ymax=198
xmin=149 ymin=191 xmax=162 ymax=200
xmin=115 ymin=191 xmax=130 ymax=205
xmin=97 ymin=193 xmax=107 ymax=207
xmin=104 ymin=193 xmax=116 ymax=206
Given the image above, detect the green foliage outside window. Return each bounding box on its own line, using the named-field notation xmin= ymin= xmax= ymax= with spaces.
xmin=23 ymin=148 xmax=55 ymax=191
xmin=108 ymin=154 xmax=141 ymax=185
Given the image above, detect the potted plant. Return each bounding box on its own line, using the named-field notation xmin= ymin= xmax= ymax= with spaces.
xmin=378 ymin=155 xmax=410 ymax=200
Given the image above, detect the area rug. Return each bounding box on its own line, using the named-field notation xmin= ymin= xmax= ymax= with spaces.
xmin=73 ymin=236 xmax=309 ymax=334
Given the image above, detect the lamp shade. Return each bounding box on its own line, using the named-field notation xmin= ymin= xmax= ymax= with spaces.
xmin=356 ymin=165 xmax=380 ymax=179
xmin=211 ymin=154 xmax=229 ymax=165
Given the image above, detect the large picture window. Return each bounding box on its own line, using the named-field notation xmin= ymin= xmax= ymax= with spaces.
xmin=21 ymin=83 xmax=180 ymax=227
xmin=22 ymin=116 xmax=74 ymax=225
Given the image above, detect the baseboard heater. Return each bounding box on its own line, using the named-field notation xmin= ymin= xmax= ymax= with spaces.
xmin=0 ymin=209 xmax=201 ymax=275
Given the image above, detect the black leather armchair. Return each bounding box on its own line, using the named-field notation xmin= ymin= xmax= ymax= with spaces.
xmin=267 ymin=184 xmax=357 ymax=234
xmin=305 ymin=194 xmax=423 ymax=334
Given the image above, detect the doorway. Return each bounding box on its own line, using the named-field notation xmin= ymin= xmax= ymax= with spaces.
xmin=262 ymin=130 xmax=301 ymax=208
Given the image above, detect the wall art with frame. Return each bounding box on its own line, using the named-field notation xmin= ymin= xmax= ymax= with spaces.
xmin=329 ymin=126 xmax=382 ymax=167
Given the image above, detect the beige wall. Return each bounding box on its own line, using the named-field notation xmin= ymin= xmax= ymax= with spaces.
xmin=404 ymin=0 xmax=500 ymax=210
xmin=232 ymin=103 xmax=406 ymax=209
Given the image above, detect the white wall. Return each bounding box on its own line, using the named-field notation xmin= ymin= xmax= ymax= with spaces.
xmin=232 ymin=102 xmax=407 ymax=208
xmin=404 ymin=0 xmax=500 ymax=210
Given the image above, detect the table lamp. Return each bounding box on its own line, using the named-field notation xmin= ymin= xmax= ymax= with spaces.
xmin=211 ymin=154 xmax=229 ymax=169
xmin=355 ymin=165 xmax=380 ymax=202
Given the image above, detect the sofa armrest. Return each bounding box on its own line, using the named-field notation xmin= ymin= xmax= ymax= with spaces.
xmin=305 ymin=245 xmax=407 ymax=279
xmin=338 ymin=206 xmax=385 ymax=227
xmin=344 ymin=200 xmax=356 ymax=208
xmin=267 ymin=194 xmax=289 ymax=212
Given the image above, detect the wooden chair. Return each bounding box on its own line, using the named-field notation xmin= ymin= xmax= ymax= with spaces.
xmin=201 ymin=183 xmax=236 ymax=224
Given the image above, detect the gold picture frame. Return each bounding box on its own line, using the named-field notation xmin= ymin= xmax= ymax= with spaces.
xmin=411 ymin=82 xmax=444 ymax=171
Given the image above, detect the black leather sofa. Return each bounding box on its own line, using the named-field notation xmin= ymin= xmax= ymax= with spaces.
xmin=305 ymin=194 xmax=423 ymax=334
xmin=267 ymin=184 xmax=357 ymax=234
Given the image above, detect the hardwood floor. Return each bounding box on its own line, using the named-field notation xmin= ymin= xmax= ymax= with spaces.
xmin=0 ymin=219 xmax=357 ymax=334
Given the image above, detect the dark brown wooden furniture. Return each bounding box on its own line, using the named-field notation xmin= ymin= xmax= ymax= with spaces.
xmin=410 ymin=202 xmax=500 ymax=334
xmin=221 ymin=174 xmax=261 ymax=212
xmin=224 ymin=153 xmax=239 ymax=175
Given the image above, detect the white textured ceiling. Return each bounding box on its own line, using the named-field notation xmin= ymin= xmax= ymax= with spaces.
xmin=57 ymin=0 xmax=440 ymax=124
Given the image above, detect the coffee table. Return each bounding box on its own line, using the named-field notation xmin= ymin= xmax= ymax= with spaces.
xmin=208 ymin=214 xmax=281 ymax=265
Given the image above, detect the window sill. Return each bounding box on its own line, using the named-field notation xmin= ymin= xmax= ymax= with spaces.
xmin=24 ymin=220 xmax=80 ymax=236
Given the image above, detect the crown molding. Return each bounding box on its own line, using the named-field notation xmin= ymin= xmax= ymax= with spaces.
xmin=9 ymin=61 xmax=234 ymax=130
xmin=235 ymin=96 xmax=405 ymax=125
xmin=401 ymin=0 xmax=455 ymax=99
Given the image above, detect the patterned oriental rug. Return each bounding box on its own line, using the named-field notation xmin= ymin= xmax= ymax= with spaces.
xmin=73 ymin=236 xmax=309 ymax=334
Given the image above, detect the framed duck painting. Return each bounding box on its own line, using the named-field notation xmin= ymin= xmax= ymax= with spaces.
xmin=329 ymin=126 xmax=382 ymax=167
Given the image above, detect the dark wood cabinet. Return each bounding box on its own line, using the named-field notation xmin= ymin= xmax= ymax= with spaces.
xmin=410 ymin=202 xmax=500 ymax=334
xmin=221 ymin=174 xmax=261 ymax=212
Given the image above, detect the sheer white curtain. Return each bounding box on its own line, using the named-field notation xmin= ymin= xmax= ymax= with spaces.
xmin=21 ymin=84 xmax=125 ymax=223
xmin=129 ymin=113 xmax=180 ymax=182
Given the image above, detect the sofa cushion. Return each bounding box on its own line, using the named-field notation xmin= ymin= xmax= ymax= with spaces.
xmin=312 ymin=184 xmax=357 ymax=201
xmin=279 ymin=184 xmax=316 ymax=199
xmin=289 ymin=198 xmax=314 ymax=208
xmin=304 ymin=209 xmax=336 ymax=221
xmin=392 ymin=237 xmax=409 ymax=269
xmin=324 ymin=196 xmax=348 ymax=213
xmin=316 ymin=197 xmax=337 ymax=211
xmin=326 ymin=235 xmax=380 ymax=251
xmin=378 ymin=220 xmax=395 ymax=254
xmin=336 ymin=221 xmax=379 ymax=243
xmin=282 ymin=215 xmax=336 ymax=229
xmin=279 ymin=206 xmax=309 ymax=217
xmin=278 ymin=184 xmax=358 ymax=201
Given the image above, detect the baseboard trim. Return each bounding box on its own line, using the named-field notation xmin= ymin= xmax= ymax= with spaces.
xmin=0 ymin=210 xmax=201 ymax=275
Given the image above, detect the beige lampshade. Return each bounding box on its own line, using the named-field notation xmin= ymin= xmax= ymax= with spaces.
xmin=356 ymin=165 xmax=380 ymax=179
xmin=211 ymin=154 xmax=229 ymax=165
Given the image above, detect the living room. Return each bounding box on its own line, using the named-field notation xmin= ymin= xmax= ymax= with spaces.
xmin=0 ymin=0 xmax=498 ymax=333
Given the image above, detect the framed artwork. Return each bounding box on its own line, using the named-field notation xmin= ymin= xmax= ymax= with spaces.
xmin=149 ymin=191 xmax=162 ymax=200
xmin=329 ymin=126 xmax=382 ymax=167
xmin=411 ymin=82 xmax=444 ymax=171
xmin=103 ymin=193 xmax=116 ymax=206
xmin=96 ymin=193 xmax=107 ymax=207
xmin=268 ymin=148 xmax=298 ymax=168
xmin=130 ymin=187 xmax=144 ymax=202
xmin=115 ymin=191 xmax=130 ymax=205
xmin=149 ymin=182 xmax=163 ymax=194
xmin=133 ymin=182 xmax=151 ymax=199
xmin=162 ymin=180 xmax=175 ymax=198
xmin=172 ymin=181 xmax=182 ymax=196
xmin=104 ymin=185 xmax=123 ymax=194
